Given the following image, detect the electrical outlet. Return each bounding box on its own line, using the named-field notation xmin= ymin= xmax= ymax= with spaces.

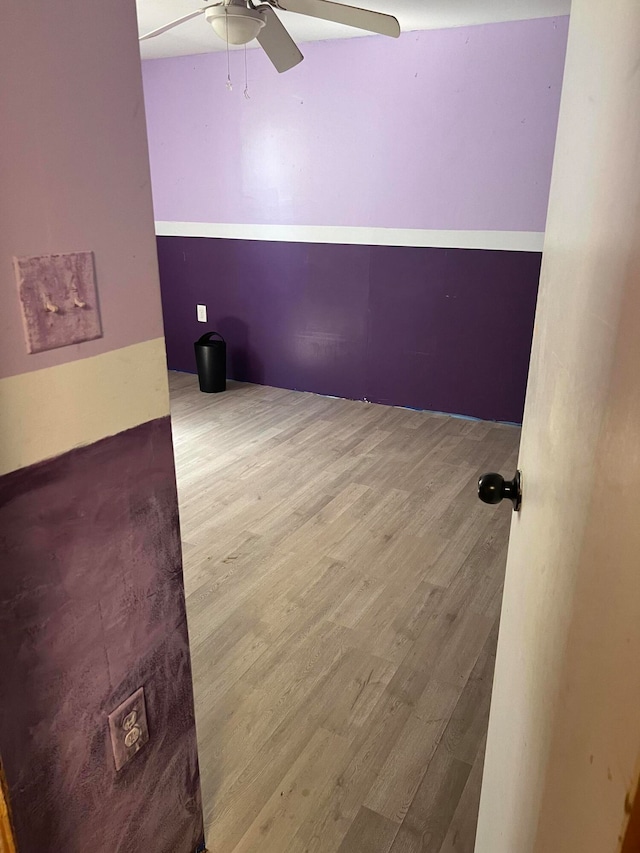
xmin=108 ymin=687 xmax=149 ymax=771
xmin=197 ymin=304 xmax=207 ymax=323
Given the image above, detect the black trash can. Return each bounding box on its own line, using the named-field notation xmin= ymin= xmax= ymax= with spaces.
xmin=194 ymin=331 xmax=226 ymax=393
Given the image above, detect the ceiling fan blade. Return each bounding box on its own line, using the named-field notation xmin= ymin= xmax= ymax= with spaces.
xmin=139 ymin=8 xmax=208 ymax=41
xmin=273 ymin=0 xmax=400 ymax=38
xmin=256 ymin=6 xmax=304 ymax=73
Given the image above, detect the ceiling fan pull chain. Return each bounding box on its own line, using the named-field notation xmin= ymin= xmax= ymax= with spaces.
xmin=225 ymin=7 xmax=233 ymax=91
xmin=244 ymin=45 xmax=250 ymax=99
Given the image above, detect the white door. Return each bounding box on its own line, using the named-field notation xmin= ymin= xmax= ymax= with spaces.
xmin=474 ymin=2 xmax=640 ymax=852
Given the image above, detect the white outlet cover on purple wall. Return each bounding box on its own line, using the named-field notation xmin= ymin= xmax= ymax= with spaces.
xmin=14 ymin=251 xmax=103 ymax=354
xmin=108 ymin=686 xmax=150 ymax=772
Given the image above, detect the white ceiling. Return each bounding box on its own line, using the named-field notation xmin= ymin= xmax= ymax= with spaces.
xmin=137 ymin=0 xmax=571 ymax=60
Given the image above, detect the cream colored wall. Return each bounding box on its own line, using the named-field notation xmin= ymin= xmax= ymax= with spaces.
xmin=0 ymin=339 xmax=169 ymax=475
xmin=475 ymin=2 xmax=640 ymax=851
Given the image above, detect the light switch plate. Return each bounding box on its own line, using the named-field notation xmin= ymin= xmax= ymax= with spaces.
xmin=14 ymin=251 xmax=103 ymax=354
xmin=197 ymin=304 xmax=207 ymax=323
xmin=108 ymin=686 xmax=150 ymax=771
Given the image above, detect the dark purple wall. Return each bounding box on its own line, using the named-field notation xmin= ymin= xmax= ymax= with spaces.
xmin=157 ymin=236 xmax=541 ymax=423
xmin=0 ymin=418 xmax=204 ymax=853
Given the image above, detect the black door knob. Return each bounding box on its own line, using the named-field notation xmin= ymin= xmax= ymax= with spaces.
xmin=478 ymin=470 xmax=522 ymax=511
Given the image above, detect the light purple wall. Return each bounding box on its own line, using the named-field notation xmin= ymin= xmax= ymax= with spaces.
xmin=0 ymin=0 xmax=165 ymax=380
xmin=145 ymin=17 xmax=568 ymax=423
xmin=142 ymin=17 xmax=569 ymax=231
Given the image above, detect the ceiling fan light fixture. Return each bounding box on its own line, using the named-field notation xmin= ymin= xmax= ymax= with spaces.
xmin=205 ymin=6 xmax=266 ymax=45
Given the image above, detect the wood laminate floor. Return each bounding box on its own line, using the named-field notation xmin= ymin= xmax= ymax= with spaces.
xmin=168 ymin=372 xmax=520 ymax=853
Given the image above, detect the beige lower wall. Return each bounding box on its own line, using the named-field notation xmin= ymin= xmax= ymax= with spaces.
xmin=0 ymin=337 xmax=170 ymax=476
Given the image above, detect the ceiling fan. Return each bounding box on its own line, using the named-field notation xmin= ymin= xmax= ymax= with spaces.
xmin=139 ymin=0 xmax=401 ymax=73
